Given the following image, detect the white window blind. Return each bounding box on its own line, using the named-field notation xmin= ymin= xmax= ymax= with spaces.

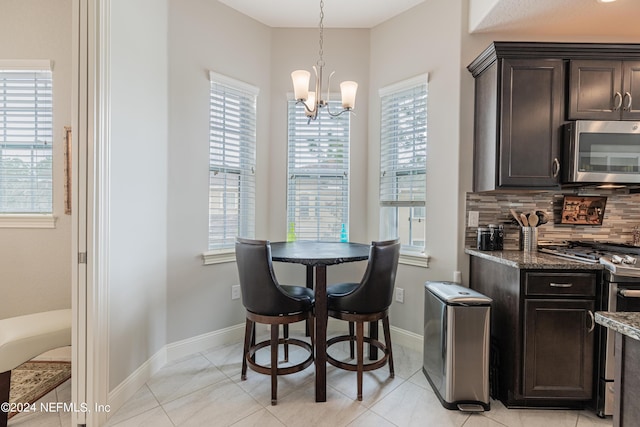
xmin=379 ymin=74 xmax=428 ymax=251
xmin=208 ymin=72 xmax=257 ymax=250
xmin=287 ymin=100 xmax=350 ymax=241
xmin=0 ymin=63 xmax=53 ymax=214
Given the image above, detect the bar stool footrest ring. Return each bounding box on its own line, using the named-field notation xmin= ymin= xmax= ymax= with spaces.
xmin=326 ymin=335 xmax=389 ymax=372
xmin=246 ymin=338 xmax=314 ymax=376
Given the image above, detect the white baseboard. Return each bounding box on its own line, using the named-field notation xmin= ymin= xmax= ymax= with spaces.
xmin=389 ymin=325 xmax=423 ymax=352
xmin=165 ymin=323 xmax=246 ymax=361
xmin=107 ymin=346 xmax=167 ymax=417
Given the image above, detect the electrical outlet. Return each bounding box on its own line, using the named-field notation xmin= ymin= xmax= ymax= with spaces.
xmin=395 ymin=287 xmax=404 ymax=303
xmin=231 ymin=285 xmax=240 ymax=300
xmin=468 ymin=211 xmax=479 ymax=228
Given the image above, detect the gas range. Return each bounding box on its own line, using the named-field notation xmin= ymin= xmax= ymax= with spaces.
xmin=539 ymin=241 xmax=640 ymax=278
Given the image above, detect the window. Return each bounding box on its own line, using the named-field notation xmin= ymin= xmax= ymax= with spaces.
xmin=0 ymin=61 xmax=53 ymax=217
xmin=287 ymin=100 xmax=350 ymax=241
xmin=207 ymin=72 xmax=257 ymax=252
xmin=379 ymin=74 xmax=428 ymax=255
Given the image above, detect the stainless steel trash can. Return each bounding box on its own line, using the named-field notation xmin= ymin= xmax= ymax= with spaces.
xmin=423 ymin=281 xmax=492 ymax=412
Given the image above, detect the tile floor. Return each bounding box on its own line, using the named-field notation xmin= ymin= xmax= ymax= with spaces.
xmin=8 ymin=333 xmax=614 ymax=427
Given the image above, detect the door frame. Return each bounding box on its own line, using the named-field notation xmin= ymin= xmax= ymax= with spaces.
xmin=71 ymin=0 xmax=110 ymax=425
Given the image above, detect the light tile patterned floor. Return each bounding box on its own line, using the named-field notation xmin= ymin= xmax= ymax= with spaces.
xmin=8 ymin=334 xmax=614 ymax=427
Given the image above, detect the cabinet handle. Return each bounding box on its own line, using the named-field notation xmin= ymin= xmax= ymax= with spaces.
xmin=614 ymin=91 xmax=623 ymax=110
xmin=619 ymin=289 xmax=640 ymax=298
xmin=624 ymin=91 xmax=633 ymax=111
xmin=587 ymin=310 xmax=595 ymax=333
xmin=549 ymin=282 xmax=573 ymax=288
xmin=552 ymin=158 xmax=560 ymax=178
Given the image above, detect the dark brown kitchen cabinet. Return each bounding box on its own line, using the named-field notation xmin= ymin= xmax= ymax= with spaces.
xmin=469 ymin=49 xmax=564 ymax=191
xmin=469 ymin=255 xmax=599 ymax=408
xmin=523 ymin=299 xmax=595 ymax=400
xmin=469 ymin=42 xmax=640 ymax=191
xmin=569 ymin=60 xmax=640 ymax=121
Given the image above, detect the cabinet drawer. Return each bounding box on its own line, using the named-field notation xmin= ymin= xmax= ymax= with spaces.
xmin=525 ymin=272 xmax=596 ymax=297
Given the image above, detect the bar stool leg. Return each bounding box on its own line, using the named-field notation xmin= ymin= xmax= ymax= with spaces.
xmin=283 ymin=324 xmax=289 ymax=362
xmin=356 ymin=321 xmax=364 ymax=401
xmin=271 ymin=323 xmax=279 ymax=405
xmin=241 ymin=319 xmax=253 ymax=380
xmin=349 ymin=322 xmax=355 ymax=359
xmin=382 ymin=316 xmax=394 ymax=377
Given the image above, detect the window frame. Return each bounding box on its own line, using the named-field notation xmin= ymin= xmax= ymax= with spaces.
xmin=0 ymin=60 xmax=55 ymax=228
xmin=378 ymin=74 xmax=429 ymax=267
xmin=203 ymin=71 xmax=258 ymax=265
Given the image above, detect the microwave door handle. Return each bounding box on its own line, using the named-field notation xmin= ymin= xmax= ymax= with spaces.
xmin=614 ymin=91 xmax=623 ymax=111
xmin=624 ymin=91 xmax=632 ymax=111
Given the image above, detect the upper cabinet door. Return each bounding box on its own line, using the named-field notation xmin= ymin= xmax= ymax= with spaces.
xmin=621 ymin=61 xmax=640 ymax=120
xmin=569 ymin=60 xmax=623 ymax=120
xmin=499 ymin=58 xmax=564 ymax=188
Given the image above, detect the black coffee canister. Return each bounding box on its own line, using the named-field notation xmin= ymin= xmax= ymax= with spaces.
xmin=488 ymin=224 xmax=504 ymax=250
xmin=477 ymin=227 xmax=491 ymax=250
xmin=477 ymin=225 xmax=503 ymax=251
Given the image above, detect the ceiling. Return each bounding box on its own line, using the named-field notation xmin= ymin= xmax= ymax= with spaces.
xmin=220 ymin=0 xmax=640 ymax=37
xmin=217 ymin=0 xmax=426 ymax=28
xmin=471 ymin=0 xmax=640 ymax=37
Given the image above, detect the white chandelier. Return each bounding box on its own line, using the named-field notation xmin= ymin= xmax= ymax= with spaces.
xmin=291 ymin=0 xmax=358 ymax=121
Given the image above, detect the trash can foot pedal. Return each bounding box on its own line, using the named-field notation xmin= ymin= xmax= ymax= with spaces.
xmin=457 ymin=403 xmax=485 ymax=412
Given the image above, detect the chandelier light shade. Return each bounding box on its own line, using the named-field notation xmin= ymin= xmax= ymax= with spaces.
xmin=340 ymin=81 xmax=358 ymax=109
xmin=291 ymin=70 xmax=311 ymax=101
xmin=291 ymin=0 xmax=358 ymax=121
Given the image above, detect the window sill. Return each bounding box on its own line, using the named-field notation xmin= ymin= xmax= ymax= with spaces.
xmin=0 ymin=214 xmax=57 ymax=229
xmin=399 ymin=251 xmax=430 ymax=268
xmin=202 ymin=249 xmax=236 ymax=265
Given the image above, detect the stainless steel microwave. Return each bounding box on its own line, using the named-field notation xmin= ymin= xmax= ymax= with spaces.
xmin=564 ymin=120 xmax=640 ymax=184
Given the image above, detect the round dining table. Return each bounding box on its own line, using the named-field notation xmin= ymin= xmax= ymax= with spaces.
xmin=270 ymin=241 xmax=370 ymax=402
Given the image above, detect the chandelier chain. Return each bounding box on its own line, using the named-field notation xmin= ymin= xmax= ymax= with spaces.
xmin=291 ymin=0 xmax=356 ymax=120
xmin=318 ymin=0 xmax=325 ymax=67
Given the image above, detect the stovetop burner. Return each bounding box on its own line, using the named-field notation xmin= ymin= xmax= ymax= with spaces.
xmin=539 ymin=241 xmax=640 ymax=276
xmin=538 ymin=241 xmax=608 ymax=263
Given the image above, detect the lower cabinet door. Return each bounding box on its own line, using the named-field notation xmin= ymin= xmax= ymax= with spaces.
xmin=523 ymin=299 xmax=595 ymax=399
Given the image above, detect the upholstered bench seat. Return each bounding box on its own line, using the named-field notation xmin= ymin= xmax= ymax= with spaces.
xmin=0 ymin=309 xmax=71 ymax=427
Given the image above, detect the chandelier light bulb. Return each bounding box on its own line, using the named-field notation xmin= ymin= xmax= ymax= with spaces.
xmin=304 ymin=92 xmax=316 ymax=116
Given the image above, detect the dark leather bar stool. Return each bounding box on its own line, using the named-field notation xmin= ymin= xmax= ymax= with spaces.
xmin=326 ymin=239 xmax=400 ymax=401
xmin=235 ymin=237 xmax=315 ymax=405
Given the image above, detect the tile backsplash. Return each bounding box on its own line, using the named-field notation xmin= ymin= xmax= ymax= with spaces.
xmin=465 ymin=189 xmax=640 ymax=250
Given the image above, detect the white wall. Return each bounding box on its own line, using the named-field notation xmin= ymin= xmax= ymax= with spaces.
xmin=368 ymin=0 xmax=465 ymax=335
xmin=0 ymin=0 xmax=72 ymax=319
xmin=109 ymin=0 xmax=169 ymax=388
xmin=166 ymin=0 xmax=272 ymax=343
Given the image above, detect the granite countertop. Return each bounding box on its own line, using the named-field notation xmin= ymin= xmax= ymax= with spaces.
xmin=595 ymin=312 xmax=640 ymax=341
xmin=465 ymin=248 xmax=605 ymax=270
